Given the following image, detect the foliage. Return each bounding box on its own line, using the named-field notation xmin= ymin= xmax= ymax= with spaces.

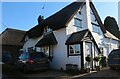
xmin=104 ymin=16 xmax=120 ymax=39
xmin=94 ymin=56 xmax=101 ymax=62
xmin=85 ymin=55 xmax=92 ymax=62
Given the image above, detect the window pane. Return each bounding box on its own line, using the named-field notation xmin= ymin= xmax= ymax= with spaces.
xmin=70 ymin=46 xmax=74 ymax=54
xmin=69 ymin=44 xmax=81 ymax=55
xmin=74 ymin=18 xmax=82 ymax=28
xmin=75 ymin=44 xmax=80 ymax=54
xmin=92 ymin=24 xmax=100 ymax=33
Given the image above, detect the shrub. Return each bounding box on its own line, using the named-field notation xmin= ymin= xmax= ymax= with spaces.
xmin=94 ymin=56 xmax=101 ymax=62
xmin=85 ymin=55 xmax=92 ymax=62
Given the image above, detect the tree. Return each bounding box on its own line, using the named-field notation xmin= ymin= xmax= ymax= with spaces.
xmin=104 ymin=16 xmax=120 ymax=39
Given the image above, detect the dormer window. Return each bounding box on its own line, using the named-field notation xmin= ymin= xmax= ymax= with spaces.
xmin=44 ymin=26 xmax=52 ymax=34
xmin=92 ymin=23 xmax=100 ymax=34
xmin=74 ymin=18 xmax=82 ymax=28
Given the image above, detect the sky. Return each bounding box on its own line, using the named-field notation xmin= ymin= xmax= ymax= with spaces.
xmin=1 ymin=1 xmax=119 ymax=33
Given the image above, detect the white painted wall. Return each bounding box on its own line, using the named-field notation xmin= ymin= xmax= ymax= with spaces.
xmin=51 ymin=28 xmax=81 ymax=70
xmin=66 ymin=4 xmax=87 ymax=36
xmin=89 ymin=6 xmax=119 ymax=58
xmin=23 ymin=36 xmax=42 ymax=52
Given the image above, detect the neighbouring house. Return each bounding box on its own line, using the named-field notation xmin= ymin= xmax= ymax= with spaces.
xmin=22 ymin=1 xmax=120 ymax=70
xmin=0 ymin=28 xmax=26 ymax=61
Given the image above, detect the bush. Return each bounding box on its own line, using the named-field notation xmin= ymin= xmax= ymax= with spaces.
xmin=85 ymin=55 xmax=92 ymax=62
xmin=94 ymin=56 xmax=101 ymax=62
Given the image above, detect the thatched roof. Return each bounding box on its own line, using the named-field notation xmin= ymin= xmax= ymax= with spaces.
xmin=0 ymin=28 xmax=26 ymax=46
xmin=25 ymin=2 xmax=106 ymax=39
xmin=26 ymin=2 xmax=85 ymax=38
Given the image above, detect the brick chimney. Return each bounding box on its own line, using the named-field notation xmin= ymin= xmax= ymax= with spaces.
xmin=38 ymin=15 xmax=44 ymax=25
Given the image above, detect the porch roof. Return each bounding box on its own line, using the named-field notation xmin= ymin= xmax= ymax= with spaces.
xmin=65 ymin=29 xmax=101 ymax=54
xmin=35 ymin=32 xmax=57 ymax=47
xmin=65 ymin=29 xmax=89 ymax=45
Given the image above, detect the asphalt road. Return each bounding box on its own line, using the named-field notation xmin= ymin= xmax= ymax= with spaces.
xmin=2 ymin=67 xmax=120 ymax=79
xmin=72 ymin=67 xmax=120 ymax=79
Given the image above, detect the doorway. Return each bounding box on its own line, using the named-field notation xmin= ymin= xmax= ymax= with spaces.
xmin=85 ymin=42 xmax=93 ymax=69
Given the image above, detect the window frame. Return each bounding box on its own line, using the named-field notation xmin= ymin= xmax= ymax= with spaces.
xmin=43 ymin=26 xmax=52 ymax=34
xmin=40 ymin=45 xmax=53 ymax=58
xmin=91 ymin=22 xmax=100 ymax=34
xmin=68 ymin=44 xmax=81 ymax=56
xmin=74 ymin=18 xmax=82 ymax=28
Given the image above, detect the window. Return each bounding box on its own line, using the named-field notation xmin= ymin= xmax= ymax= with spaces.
xmin=90 ymin=9 xmax=94 ymax=15
xmin=79 ymin=11 xmax=81 ymax=15
xmin=44 ymin=26 xmax=52 ymax=34
xmin=74 ymin=18 xmax=82 ymax=28
xmin=69 ymin=44 xmax=81 ymax=55
xmin=25 ymin=36 xmax=29 ymax=41
xmin=70 ymin=46 xmax=74 ymax=54
xmin=92 ymin=23 xmax=100 ymax=34
xmin=40 ymin=46 xmax=53 ymax=57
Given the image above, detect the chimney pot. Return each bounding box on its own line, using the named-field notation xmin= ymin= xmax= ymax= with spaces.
xmin=38 ymin=15 xmax=44 ymax=25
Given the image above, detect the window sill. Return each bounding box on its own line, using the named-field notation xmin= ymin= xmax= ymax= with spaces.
xmin=73 ymin=25 xmax=82 ymax=28
xmin=68 ymin=54 xmax=81 ymax=56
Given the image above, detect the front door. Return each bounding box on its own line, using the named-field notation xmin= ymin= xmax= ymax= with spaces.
xmin=85 ymin=42 xmax=93 ymax=69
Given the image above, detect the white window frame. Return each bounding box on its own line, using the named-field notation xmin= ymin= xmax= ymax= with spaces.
xmin=69 ymin=44 xmax=81 ymax=55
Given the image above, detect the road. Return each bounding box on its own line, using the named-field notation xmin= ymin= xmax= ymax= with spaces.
xmin=72 ymin=67 xmax=120 ymax=79
xmin=2 ymin=67 xmax=120 ymax=79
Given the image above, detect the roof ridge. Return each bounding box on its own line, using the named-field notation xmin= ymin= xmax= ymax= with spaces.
xmin=6 ymin=28 xmax=26 ymax=32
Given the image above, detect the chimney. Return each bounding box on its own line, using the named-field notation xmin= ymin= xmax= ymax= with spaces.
xmin=38 ymin=15 xmax=44 ymax=25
